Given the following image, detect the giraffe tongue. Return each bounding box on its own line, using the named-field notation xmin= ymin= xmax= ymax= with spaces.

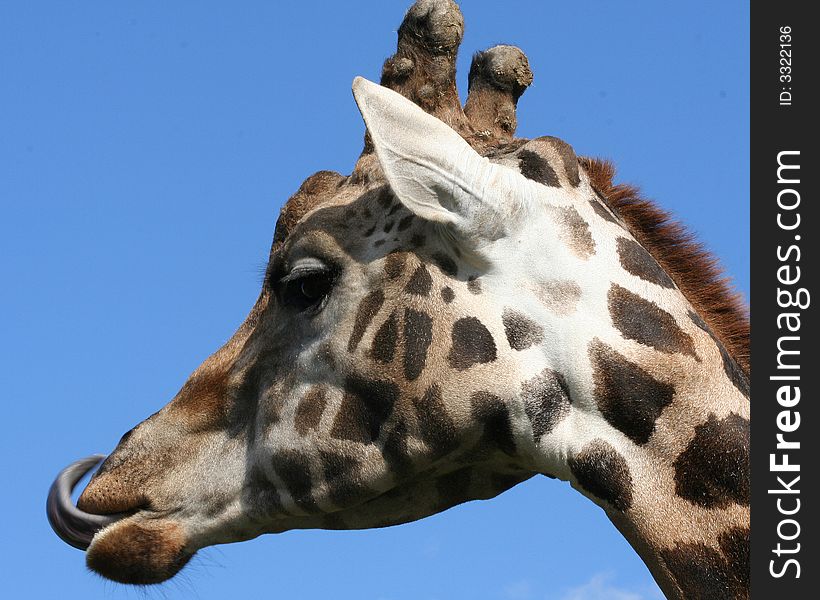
xmin=46 ymin=455 xmax=127 ymax=550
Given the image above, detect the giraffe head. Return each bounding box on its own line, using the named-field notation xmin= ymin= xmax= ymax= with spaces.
xmin=48 ymin=1 xmax=749 ymax=596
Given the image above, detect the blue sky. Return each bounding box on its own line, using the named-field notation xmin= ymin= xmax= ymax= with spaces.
xmin=1 ymin=1 xmax=747 ymax=599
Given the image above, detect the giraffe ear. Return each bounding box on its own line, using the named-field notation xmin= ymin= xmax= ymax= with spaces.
xmin=352 ymin=76 xmax=524 ymax=238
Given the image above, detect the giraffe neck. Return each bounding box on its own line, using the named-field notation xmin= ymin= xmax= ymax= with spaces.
xmin=603 ymin=377 xmax=750 ymax=600
xmin=441 ymin=152 xmax=752 ymax=598
xmin=608 ymin=482 xmax=750 ymax=600
xmin=517 ymin=324 xmax=750 ymax=600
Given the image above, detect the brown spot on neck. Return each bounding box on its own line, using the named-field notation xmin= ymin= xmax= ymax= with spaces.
xmin=546 ymin=205 xmax=595 ymax=260
xmin=661 ymin=541 xmax=747 ymax=599
xmin=581 ymin=157 xmax=749 ymax=374
xmin=502 ymin=308 xmax=544 ymax=350
xmin=608 ymin=284 xmax=697 ymax=357
xmin=673 ymin=412 xmax=750 ymax=508
xmin=569 ymin=439 xmax=633 ymax=511
xmin=520 ymin=367 xmax=571 ymax=438
xmin=617 ymin=237 xmax=675 ymax=289
xmin=533 ymin=280 xmax=582 ymax=315
xmin=589 ymin=339 xmax=675 ymax=445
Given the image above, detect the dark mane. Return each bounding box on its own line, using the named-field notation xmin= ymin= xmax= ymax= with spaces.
xmin=580 ymin=157 xmax=749 ymax=374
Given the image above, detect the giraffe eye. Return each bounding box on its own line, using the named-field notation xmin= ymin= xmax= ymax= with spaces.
xmin=278 ymin=264 xmax=336 ymax=313
xmin=298 ymin=275 xmax=331 ymax=301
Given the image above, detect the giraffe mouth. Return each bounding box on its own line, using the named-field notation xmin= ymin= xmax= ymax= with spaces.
xmin=46 ymin=455 xmax=128 ymax=551
xmin=84 ymin=511 xmax=192 ymax=584
xmin=47 ymin=455 xmax=193 ymax=584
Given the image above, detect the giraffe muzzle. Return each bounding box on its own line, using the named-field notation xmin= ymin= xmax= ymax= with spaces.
xmin=46 ymin=455 xmax=127 ymax=551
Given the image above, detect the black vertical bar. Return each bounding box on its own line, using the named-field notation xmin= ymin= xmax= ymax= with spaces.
xmin=751 ymin=1 xmax=817 ymax=598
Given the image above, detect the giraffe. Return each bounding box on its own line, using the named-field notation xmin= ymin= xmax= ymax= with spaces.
xmin=47 ymin=1 xmax=750 ymax=598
